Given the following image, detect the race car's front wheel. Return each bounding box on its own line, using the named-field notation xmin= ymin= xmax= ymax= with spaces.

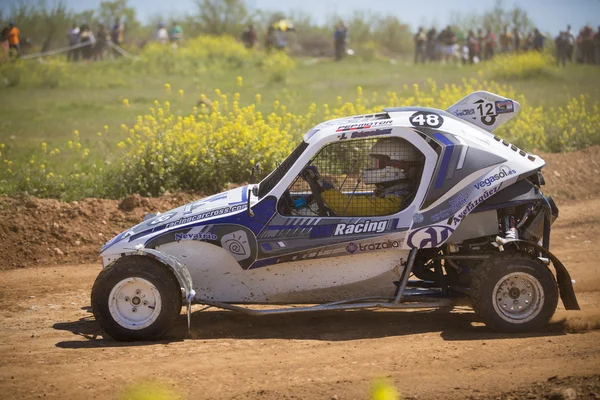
xmin=470 ymin=252 xmax=558 ymax=332
xmin=91 ymin=256 xmax=182 ymax=341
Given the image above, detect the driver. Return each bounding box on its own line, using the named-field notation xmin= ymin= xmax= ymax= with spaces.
xmin=302 ymin=138 xmax=422 ymax=216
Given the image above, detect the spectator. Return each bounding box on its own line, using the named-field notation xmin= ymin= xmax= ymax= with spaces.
xmin=512 ymin=27 xmax=521 ymax=52
xmin=169 ymin=21 xmax=183 ymax=48
xmin=7 ymin=20 xmax=21 ymax=57
xmin=533 ymin=28 xmax=544 ymax=51
xmin=594 ymin=26 xmax=600 ymax=65
xmin=79 ymin=24 xmax=95 ymax=61
xmin=575 ymin=29 xmax=584 ymax=63
xmin=484 ymin=28 xmax=496 ymax=60
xmin=440 ymin=25 xmax=457 ymax=63
xmin=476 ymin=28 xmax=485 ymax=60
xmin=566 ymin=24 xmax=575 ymax=62
xmin=156 ymin=23 xmax=169 ymax=44
xmin=1 ymin=23 xmax=9 ymax=59
xmin=333 ymin=21 xmax=347 ymax=61
xmin=425 ymin=27 xmax=437 ymax=62
xmin=413 ymin=26 xmax=426 ymax=64
xmin=467 ymin=30 xmax=478 ymax=64
xmin=112 ymin=18 xmax=124 ymax=45
xmin=555 ymin=31 xmax=568 ymax=67
xmin=241 ymin=24 xmax=257 ymax=49
xmin=67 ymin=23 xmax=80 ymax=62
xmin=523 ymin=31 xmax=534 ymax=51
xmin=95 ymin=24 xmax=108 ymax=60
xmin=265 ymin=25 xmax=275 ymax=52
xmin=581 ymin=25 xmax=594 ymax=64
xmin=499 ymin=25 xmax=512 ymax=52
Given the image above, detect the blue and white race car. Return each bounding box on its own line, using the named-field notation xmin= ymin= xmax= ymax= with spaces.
xmin=93 ymin=91 xmax=579 ymax=341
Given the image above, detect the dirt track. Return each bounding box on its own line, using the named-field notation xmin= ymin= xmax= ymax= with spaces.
xmin=2 ymin=147 xmax=600 ymax=399
xmin=0 ymin=198 xmax=599 ymax=400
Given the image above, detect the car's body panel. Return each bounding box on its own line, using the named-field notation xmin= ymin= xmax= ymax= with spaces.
xmin=100 ymin=91 xmax=556 ymax=304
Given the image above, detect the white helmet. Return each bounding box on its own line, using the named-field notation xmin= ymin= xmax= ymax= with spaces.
xmin=362 ymin=139 xmax=421 ymax=185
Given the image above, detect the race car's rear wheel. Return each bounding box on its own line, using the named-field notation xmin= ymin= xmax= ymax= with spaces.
xmin=91 ymin=256 xmax=182 ymax=341
xmin=470 ymin=252 xmax=558 ymax=332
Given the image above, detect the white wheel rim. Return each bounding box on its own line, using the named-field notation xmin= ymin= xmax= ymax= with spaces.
xmin=108 ymin=277 xmax=162 ymax=330
xmin=492 ymin=272 xmax=545 ymax=324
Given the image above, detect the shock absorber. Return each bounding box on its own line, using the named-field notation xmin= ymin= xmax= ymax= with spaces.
xmin=504 ymin=215 xmax=518 ymax=240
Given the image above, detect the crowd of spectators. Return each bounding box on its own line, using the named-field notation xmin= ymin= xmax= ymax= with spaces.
xmin=413 ymin=23 xmax=600 ymax=66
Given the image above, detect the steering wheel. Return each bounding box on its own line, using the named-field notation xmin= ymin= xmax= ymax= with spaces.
xmin=302 ymin=169 xmax=329 ymax=217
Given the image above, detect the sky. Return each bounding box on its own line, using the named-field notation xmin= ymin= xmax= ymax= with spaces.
xmin=1 ymin=0 xmax=599 ymax=33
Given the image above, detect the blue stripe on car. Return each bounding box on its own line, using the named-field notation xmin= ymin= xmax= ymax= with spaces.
xmin=433 ymin=133 xmax=454 ymax=189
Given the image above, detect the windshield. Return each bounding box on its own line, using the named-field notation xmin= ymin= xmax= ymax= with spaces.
xmin=257 ymin=141 xmax=309 ymax=198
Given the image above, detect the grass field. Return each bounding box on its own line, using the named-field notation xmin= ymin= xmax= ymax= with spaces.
xmin=1 ymin=49 xmax=599 ymax=199
xmin=2 ymin=58 xmax=599 ymax=148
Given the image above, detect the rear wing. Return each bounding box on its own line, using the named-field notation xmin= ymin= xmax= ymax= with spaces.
xmin=446 ymin=91 xmax=521 ymax=133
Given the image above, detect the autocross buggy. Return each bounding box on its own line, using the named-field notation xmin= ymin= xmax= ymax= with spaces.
xmin=92 ymin=91 xmax=580 ymax=341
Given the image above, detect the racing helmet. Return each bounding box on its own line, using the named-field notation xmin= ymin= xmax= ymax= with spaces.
xmin=362 ymin=138 xmax=420 ymax=185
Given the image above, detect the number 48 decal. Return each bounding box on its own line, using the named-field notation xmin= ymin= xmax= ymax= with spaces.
xmin=409 ymin=111 xmax=444 ymax=128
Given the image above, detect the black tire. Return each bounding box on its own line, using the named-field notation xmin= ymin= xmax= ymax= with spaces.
xmin=470 ymin=252 xmax=558 ymax=332
xmin=91 ymin=256 xmax=182 ymax=341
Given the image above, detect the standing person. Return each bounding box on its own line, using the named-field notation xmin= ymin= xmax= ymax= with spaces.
xmin=581 ymin=25 xmax=594 ymax=64
xmin=512 ymin=27 xmax=521 ymax=53
xmin=169 ymin=21 xmax=183 ymax=49
xmin=95 ymin=24 xmax=107 ymax=60
xmin=425 ymin=27 xmax=437 ymax=62
xmin=1 ymin=23 xmax=9 ymax=60
xmin=7 ymin=20 xmax=21 ymax=57
xmin=413 ymin=26 xmax=426 ymax=64
xmin=555 ymin=31 xmax=567 ymax=67
xmin=79 ymin=24 xmax=95 ymax=61
xmin=594 ymin=26 xmax=600 ymax=65
xmin=499 ymin=25 xmax=512 ymax=53
xmin=467 ymin=30 xmax=477 ymax=64
xmin=333 ymin=21 xmax=347 ymax=61
xmin=67 ymin=23 xmax=80 ymax=62
xmin=440 ymin=25 xmax=456 ymax=63
xmin=111 ymin=18 xmax=124 ymax=57
xmin=156 ymin=23 xmax=169 ymax=44
xmin=484 ymin=28 xmax=496 ymax=60
xmin=241 ymin=24 xmax=257 ymax=49
xmin=565 ymin=24 xmax=575 ymax=62
xmin=532 ymin=28 xmax=545 ymax=52
xmin=476 ymin=28 xmax=485 ymax=60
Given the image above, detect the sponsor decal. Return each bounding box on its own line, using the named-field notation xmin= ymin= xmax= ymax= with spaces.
xmin=407 ymin=225 xmax=454 ymax=248
xmin=334 ymin=220 xmax=389 ymax=235
xmin=413 ymin=213 xmax=424 ymax=223
xmin=149 ymin=212 xmax=176 ymax=225
xmin=454 ymin=108 xmax=475 ymax=117
xmin=474 ymin=165 xmax=516 ymax=189
xmin=453 ymin=186 xmax=500 ymax=225
xmin=165 ymin=204 xmax=246 ymax=228
xmin=338 ymin=128 xmax=392 ymax=140
xmin=175 ymin=232 xmax=217 ymax=241
xmin=430 ymin=191 xmax=469 ymax=222
xmin=346 ymin=242 xmax=358 ymax=254
xmin=359 ymin=240 xmax=400 ymax=251
xmin=495 ymin=99 xmax=514 ymax=114
xmin=336 ymin=120 xmax=392 ymax=132
xmin=221 ymin=230 xmax=251 ymax=261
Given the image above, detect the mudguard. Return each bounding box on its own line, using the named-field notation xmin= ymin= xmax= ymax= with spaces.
xmin=133 ymin=248 xmax=195 ymax=303
xmin=502 ymin=239 xmax=580 ymax=310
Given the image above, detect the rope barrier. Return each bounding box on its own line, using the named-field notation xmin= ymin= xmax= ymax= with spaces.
xmin=20 ymin=41 xmax=91 ymax=60
xmin=19 ymin=40 xmax=138 ymax=60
